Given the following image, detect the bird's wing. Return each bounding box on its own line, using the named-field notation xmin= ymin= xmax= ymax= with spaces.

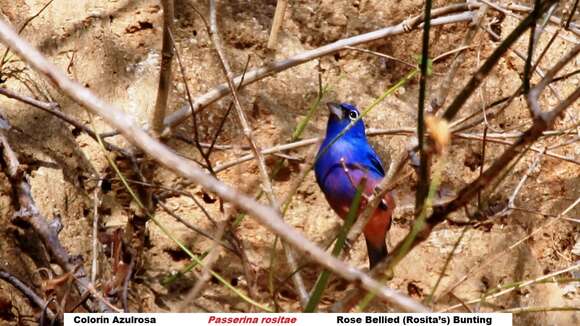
xmin=367 ymin=150 xmax=385 ymax=177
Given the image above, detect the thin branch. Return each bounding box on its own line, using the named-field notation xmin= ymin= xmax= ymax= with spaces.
xmin=431 ymin=3 xmax=488 ymax=113
xmin=565 ymin=0 xmax=579 ymax=29
xmin=501 ymin=306 xmax=580 ymax=314
xmin=0 ymin=0 xmax=55 ymax=73
xmin=151 ymin=0 xmax=174 ymax=136
xmin=506 ymin=151 xmax=544 ymax=209
xmin=340 ymin=70 xmax=580 ymax=311
xmin=162 ymin=7 xmax=476 ymax=130
xmin=442 ymin=0 xmax=557 ymax=121
xmin=528 ymin=43 xmax=580 ymax=117
xmin=416 ymin=0 xmax=433 ymax=214
xmin=440 ymin=263 xmax=580 ymax=312
xmin=91 ymin=179 xmax=102 ymax=284
xmin=522 ymin=0 xmax=541 ymax=95
xmin=436 ymin=196 xmax=580 ymax=302
xmin=345 ymin=46 xmax=416 ymax=68
xmin=207 ymin=0 xmax=308 ymax=306
xmin=0 ymin=87 xmax=129 ymax=155
xmin=0 ymin=268 xmax=56 ymax=321
xmin=267 ymin=0 xmax=288 ymax=49
xmin=0 ymin=115 xmax=114 ymax=312
xmin=179 ymin=221 xmax=226 ymax=311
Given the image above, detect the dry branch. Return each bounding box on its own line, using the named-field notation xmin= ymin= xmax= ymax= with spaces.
xmin=0 ymin=87 xmax=127 ymax=155
xmin=208 ymin=0 xmax=308 ymax=307
xmin=151 ymin=0 xmax=174 ymax=136
xmin=267 ymin=0 xmax=288 ymax=49
xmin=162 ymin=7 xmax=476 ymax=130
xmin=0 ymin=114 xmax=113 ymax=313
xmin=0 ymin=267 xmax=56 ymax=321
xmin=0 ymin=17 xmax=428 ymax=313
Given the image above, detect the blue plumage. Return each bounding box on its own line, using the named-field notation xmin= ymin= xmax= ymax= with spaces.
xmin=314 ymin=102 xmax=394 ymax=268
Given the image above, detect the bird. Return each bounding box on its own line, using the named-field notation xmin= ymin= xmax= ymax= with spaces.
xmin=314 ymin=102 xmax=395 ymax=269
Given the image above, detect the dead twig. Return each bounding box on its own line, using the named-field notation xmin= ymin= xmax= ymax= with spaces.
xmin=0 ymin=114 xmax=114 ymax=312
xmin=208 ymin=0 xmax=309 ymax=306
xmin=431 ymin=3 xmax=488 ymax=113
xmin=0 ymin=268 xmax=56 ymax=321
xmin=441 ymin=263 xmax=580 ymax=312
xmin=0 ymin=87 xmax=129 ymax=155
xmin=338 ymin=47 xmax=580 ymax=309
xmin=527 ymin=43 xmax=580 ymax=117
xmin=151 ymin=0 xmax=174 ymax=136
xmin=91 ymin=179 xmax=103 ymax=284
xmin=442 ymin=0 xmax=558 ymax=121
xmin=162 ymin=7 xmax=476 ymax=130
xmin=267 ymin=0 xmax=288 ymax=49
xmin=436 ymin=196 xmax=580 ymax=302
xmin=179 ymin=221 xmax=226 ymax=311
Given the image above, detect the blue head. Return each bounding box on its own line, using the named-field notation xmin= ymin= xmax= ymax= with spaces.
xmin=324 ymin=102 xmax=366 ymax=140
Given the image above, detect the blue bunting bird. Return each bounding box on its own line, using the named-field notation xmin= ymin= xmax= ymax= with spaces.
xmin=314 ymin=102 xmax=395 ymax=269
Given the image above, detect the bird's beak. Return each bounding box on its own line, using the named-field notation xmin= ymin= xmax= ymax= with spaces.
xmin=327 ymin=102 xmax=343 ymax=120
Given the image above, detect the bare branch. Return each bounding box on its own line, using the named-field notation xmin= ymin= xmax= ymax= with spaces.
xmin=151 ymin=0 xmax=174 ymax=136
xmin=208 ymin=0 xmax=308 ymax=306
xmin=162 ymin=7 xmax=476 ymax=130
xmin=0 ymin=114 xmax=115 ymax=312
xmin=0 ymin=267 xmax=56 ymax=321
xmin=267 ymin=0 xmax=288 ymax=49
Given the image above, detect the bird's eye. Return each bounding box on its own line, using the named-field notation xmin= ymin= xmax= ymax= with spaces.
xmin=348 ymin=110 xmax=359 ymax=121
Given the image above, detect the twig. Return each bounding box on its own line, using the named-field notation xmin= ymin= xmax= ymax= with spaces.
xmin=426 ymin=226 xmax=469 ymax=305
xmin=91 ymin=179 xmax=102 ymax=284
xmin=501 ymin=306 xmax=580 ymax=314
xmin=151 ymin=0 xmax=174 ymax=136
xmin=522 ymin=0 xmax=541 ymax=95
xmin=431 ymin=3 xmax=488 ymax=113
xmin=208 ymin=0 xmax=309 ymax=306
xmin=213 ymin=125 xmax=579 ymax=175
xmin=441 ymin=263 xmax=580 ymax=312
xmin=156 ymin=199 xmax=235 ymax=253
xmin=508 ymin=1 xmax=580 ymax=34
xmin=179 ymin=221 xmax=226 ymax=311
xmin=0 ymin=268 xmax=56 ymax=321
xmin=0 ymin=115 xmax=112 ymax=312
xmin=345 ymin=46 xmax=416 ymax=68
xmin=527 ymin=43 xmax=580 ymax=117
xmin=416 ymin=0 xmax=433 ymax=214
xmin=341 ymin=64 xmax=580 ymax=310
xmin=442 ymin=0 xmax=557 ymax=121
xmin=0 ymin=0 xmax=55 ymax=73
xmin=0 ymin=87 xmax=128 ymax=155
xmin=267 ymin=0 xmax=288 ymax=49
xmin=483 ymin=27 xmax=563 ymax=110
xmin=436 ymin=196 xmax=580 ymax=303
xmin=169 ymin=28 xmax=215 ymax=175
xmin=477 ymin=126 xmax=487 ymax=208
xmin=0 ymin=17 xmax=429 ymax=313
xmin=162 ymin=7 xmax=476 ymax=130
xmin=506 ymin=151 xmax=544 ymax=209
xmin=565 ymin=0 xmax=579 ymax=29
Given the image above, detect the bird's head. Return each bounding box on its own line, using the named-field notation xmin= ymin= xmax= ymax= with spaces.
xmin=325 ymin=102 xmax=366 ymax=138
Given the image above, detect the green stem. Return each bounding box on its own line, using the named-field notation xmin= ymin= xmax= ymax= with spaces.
xmin=304 ymin=178 xmax=367 ymax=312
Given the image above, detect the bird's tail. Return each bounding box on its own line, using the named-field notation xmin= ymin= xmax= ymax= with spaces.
xmin=365 ymin=237 xmax=389 ymax=269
